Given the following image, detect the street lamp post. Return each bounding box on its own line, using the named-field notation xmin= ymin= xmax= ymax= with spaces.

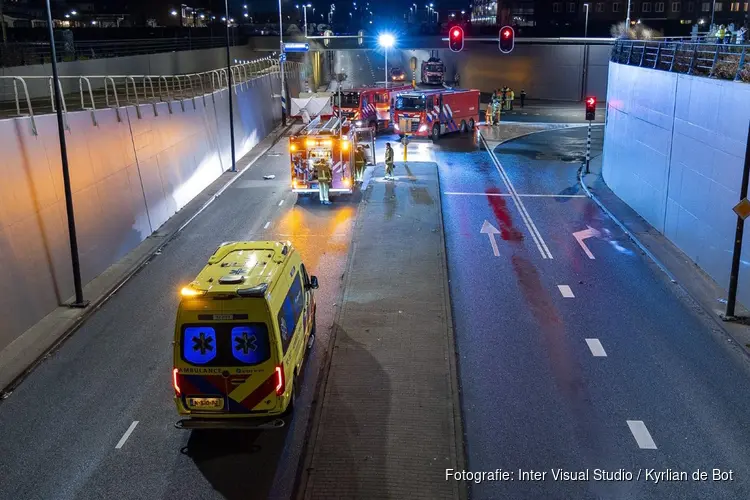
xmin=44 ymin=0 xmax=87 ymax=307
xmin=224 ymin=0 xmax=236 ymax=172
xmin=711 ymin=0 xmax=717 ymax=28
xmin=278 ymin=0 xmax=287 ymax=126
xmin=584 ymin=3 xmax=589 ymax=38
xmin=625 ymin=0 xmax=631 ymax=31
xmin=378 ymin=33 xmax=394 ymax=88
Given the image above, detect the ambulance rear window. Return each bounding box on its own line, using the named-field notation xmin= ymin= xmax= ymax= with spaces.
xmin=181 ymin=324 xmax=271 ymax=367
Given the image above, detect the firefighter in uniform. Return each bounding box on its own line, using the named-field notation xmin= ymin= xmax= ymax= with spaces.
xmin=384 ymin=142 xmax=395 ymax=180
xmin=354 ymin=145 xmax=367 ymax=183
xmin=315 ymin=157 xmax=332 ymax=204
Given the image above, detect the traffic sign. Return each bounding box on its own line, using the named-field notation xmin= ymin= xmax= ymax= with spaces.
xmin=282 ymin=42 xmax=309 ymax=52
xmin=733 ymin=198 xmax=750 ymax=220
xmin=279 ymin=53 xmax=287 ymax=62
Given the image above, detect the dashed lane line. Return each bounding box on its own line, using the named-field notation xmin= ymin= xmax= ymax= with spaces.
xmin=557 ymin=285 xmax=575 ymax=298
xmin=585 ymin=338 xmax=607 ymax=357
xmin=627 ymin=420 xmax=657 ymax=449
xmin=264 ymin=221 xmax=271 ymax=229
xmin=115 ymin=421 xmax=139 ymax=449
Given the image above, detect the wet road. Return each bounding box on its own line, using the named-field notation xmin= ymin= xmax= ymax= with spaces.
xmin=0 ymin=130 xmax=357 ymax=500
xmin=433 ymin=127 xmax=750 ymax=499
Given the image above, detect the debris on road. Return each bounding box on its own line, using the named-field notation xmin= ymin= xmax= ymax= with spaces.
xmin=263 ymin=175 xmax=276 ymax=180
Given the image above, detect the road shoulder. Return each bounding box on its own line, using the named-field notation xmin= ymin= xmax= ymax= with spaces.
xmin=581 ymin=159 xmax=750 ymax=357
xmin=298 ymin=162 xmax=467 ymax=500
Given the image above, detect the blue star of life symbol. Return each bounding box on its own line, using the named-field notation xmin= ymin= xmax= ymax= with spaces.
xmin=192 ymin=332 xmax=214 ymax=355
xmin=234 ymin=332 xmax=258 ymax=355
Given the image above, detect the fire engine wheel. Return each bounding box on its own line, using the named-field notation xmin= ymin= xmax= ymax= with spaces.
xmin=460 ymin=120 xmax=468 ymax=133
xmin=431 ymin=125 xmax=440 ymax=142
xmin=468 ymin=118 xmax=476 ymax=131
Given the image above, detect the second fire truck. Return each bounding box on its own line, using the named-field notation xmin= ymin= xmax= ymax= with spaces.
xmin=393 ymin=88 xmax=480 ymax=142
xmin=333 ymin=83 xmax=412 ymax=133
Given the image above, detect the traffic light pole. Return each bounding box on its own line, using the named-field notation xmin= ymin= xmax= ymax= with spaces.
xmin=585 ymin=120 xmax=592 ymax=174
xmin=725 ymin=122 xmax=750 ymax=319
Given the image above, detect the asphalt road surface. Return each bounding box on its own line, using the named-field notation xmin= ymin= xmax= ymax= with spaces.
xmin=0 ymin=130 xmax=357 ymax=500
xmin=432 ymin=127 xmax=750 ymax=499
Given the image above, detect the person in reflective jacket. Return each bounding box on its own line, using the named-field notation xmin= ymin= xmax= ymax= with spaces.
xmin=315 ymin=157 xmax=332 ymax=204
xmin=384 ymin=142 xmax=395 ymax=180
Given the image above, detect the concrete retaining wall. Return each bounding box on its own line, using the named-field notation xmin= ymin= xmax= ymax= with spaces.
xmin=0 ymin=70 xmax=299 ymax=355
xmin=603 ymin=62 xmax=750 ymax=306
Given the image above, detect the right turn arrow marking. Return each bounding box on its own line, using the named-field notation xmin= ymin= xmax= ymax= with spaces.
xmin=573 ymin=225 xmax=601 ymax=259
xmin=481 ymin=220 xmax=501 ymax=257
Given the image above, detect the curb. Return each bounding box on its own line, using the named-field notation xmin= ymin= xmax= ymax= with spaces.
xmin=577 ymin=167 xmax=750 ymax=360
xmin=0 ymin=121 xmax=296 ymax=398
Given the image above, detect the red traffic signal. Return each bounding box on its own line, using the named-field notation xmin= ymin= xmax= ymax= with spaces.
xmin=449 ymin=26 xmax=464 ymax=52
xmin=585 ymin=96 xmax=596 ymax=120
xmin=499 ymin=26 xmax=514 ymax=53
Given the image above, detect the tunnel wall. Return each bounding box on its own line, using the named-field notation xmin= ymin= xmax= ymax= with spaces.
xmin=603 ymin=62 xmax=750 ymax=306
xmin=0 ymin=70 xmax=299 ymax=356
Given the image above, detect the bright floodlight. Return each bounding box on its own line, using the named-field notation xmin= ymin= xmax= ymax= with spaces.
xmin=378 ymin=33 xmax=395 ymax=48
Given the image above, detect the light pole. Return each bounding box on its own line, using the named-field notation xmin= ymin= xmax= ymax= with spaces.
xmin=379 ymin=33 xmax=394 ymax=88
xmin=304 ymin=3 xmax=311 ymax=37
xmin=584 ymin=3 xmax=589 ymax=38
xmin=278 ymin=0 xmax=287 ymax=125
xmin=44 ymin=0 xmax=87 ymax=307
xmin=625 ymin=0 xmax=631 ymax=31
xmin=223 ymin=0 xmax=236 ymax=172
xmin=710 ymin=0 xmax=716 ymax=28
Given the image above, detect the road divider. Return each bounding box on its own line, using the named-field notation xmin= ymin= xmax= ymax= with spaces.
xmin=479 ymin=131 xmax=553 ymax=260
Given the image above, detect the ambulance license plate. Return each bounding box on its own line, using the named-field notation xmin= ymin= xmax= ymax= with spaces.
xmin=187 ymin=397 xmax=224 ymax=410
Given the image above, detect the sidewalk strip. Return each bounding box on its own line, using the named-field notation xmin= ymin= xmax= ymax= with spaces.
xmin=557 ymin=285 xmax=575 ymax=298
xmin=479 ymin=132 xmax=554 ymax=259
xmin=626 ymin=420 xmax=657 ymax=450
xmin=585 ymin=338 xmax=607 ymax=357
xmin=115 ymin=421 xmax=139 ymax=449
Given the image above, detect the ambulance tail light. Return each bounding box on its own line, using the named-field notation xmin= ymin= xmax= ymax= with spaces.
xmin=275 ymin=365 xmax=285 ymax=396
xmin=172 ymin=368 xmax=181 ymax=395
xmin=180 ymin=286 xmax=206 ymax=298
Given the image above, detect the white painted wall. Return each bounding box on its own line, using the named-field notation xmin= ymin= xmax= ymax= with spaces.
xmin=603 ymin=62 xmax=750 ymax=306
xmin=0 ymin=70 xmax=300 ymax=355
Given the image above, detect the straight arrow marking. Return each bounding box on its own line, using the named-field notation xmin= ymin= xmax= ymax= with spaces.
xmin=481 ymin=220 xmax=501 ymax=257
xmin=573 ymin=225 xmax=601 ymax=259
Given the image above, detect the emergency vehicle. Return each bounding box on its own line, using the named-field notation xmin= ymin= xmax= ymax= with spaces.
xmin=420 ymin=52 xmax=445 ymax=85
xmin=393 ymin=88 xmax=480 ymax=141
xmin=333 ymin=83 xmax=412 ymax=133
xmin=289 ymin=115 xmax=375 ymax=197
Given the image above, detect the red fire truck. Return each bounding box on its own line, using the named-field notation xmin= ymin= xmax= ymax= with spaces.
xmin=333 ymin=83 xmax=412 ymax=133
xmin=392 ymin=88 xmax=480 ymax=141
xmin=289 ymin=115 xmax=375 ymax=198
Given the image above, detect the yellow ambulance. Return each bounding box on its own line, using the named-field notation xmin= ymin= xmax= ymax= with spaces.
xmin=172 ymin=241 xmax=318 ymax=430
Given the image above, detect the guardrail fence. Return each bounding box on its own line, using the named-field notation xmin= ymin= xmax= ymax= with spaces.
xmin=611 ymin=39 xmax=750 ymax=83
xmin=0 ymin=57 xmax=302 ymax=136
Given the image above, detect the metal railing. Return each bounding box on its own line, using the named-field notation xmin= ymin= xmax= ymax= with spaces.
xmin=611 ymin=39 xmax=750 ymax=83
xmin=0 ymin=57 xmax=302 ymax=135
xmin=0 ymin=36 xmax=247 ymax=68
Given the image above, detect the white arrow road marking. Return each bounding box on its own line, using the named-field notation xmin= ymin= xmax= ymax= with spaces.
xmin=481 ymin=220 xmax=501 ymax=257
xmin=585 ymin=338 xmax=607 ymax=357
xmin=557 ymin=285 xmax=575 ymax=298
xmin=573 ymin=225 xmax=601 ymax=259
xmin=115 ymin=421 xmax=139 ymax=449
xmin=627 ymin=420 xmax=657 ymax=450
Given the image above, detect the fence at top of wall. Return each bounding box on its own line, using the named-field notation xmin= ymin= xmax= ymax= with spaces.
xmin=0 ymin=57 xmax=304 ymax=136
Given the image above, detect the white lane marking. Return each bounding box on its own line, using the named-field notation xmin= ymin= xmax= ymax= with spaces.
xmin=115 ymin=421 xmax=139 ymax=449
xmin=557 ymin=285 xmax=575 ymax=298
xmin=573 ymin=226 xmax=601 ymax=260
xmin=480 ymin=134 xmax=553 ymax=259
xmin=278 ymin=200 xmax=284 ymax=206
xmin=627 ymin=420 xmax=657 ymax=450
xmin=264 ymin=221 xmax=271 ymax=229
xmin=585 ymin=338 xmax=607 ymax=357
xmin=444 ymin=192 xmax=586 ymax=198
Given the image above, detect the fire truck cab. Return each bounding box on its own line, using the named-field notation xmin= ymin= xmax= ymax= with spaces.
xmin=333 ymin=84 xmax=412 ymax=133
xmin=290 ymin=116 xmax=375 ymax=198
xmin=392 ymin=88 xmax=480 ymax=142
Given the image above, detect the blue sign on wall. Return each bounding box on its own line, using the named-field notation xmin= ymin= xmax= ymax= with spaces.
xmin=283 ymin=42 xmax=309 ymax=52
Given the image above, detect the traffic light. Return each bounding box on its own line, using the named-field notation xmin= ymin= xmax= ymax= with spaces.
xmin=585 ymin=96 xmax=596 ymax=121
xmin=499 ymin=26 xmax=514 ymax=54
xmin=449 ymin=26 xmax=464 ymax=52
